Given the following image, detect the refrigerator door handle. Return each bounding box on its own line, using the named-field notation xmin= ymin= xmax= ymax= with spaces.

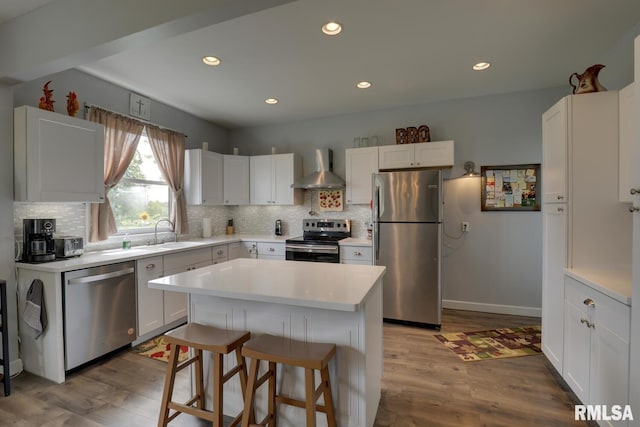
xmin=375 ymin=185 xmax=381 ymax=261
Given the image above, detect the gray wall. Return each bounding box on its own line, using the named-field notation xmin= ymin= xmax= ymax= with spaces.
xmin=12 ymin=68 xmax=230 ymax=153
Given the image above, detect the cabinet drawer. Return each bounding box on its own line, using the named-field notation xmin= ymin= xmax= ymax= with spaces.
xmin=341 ymin=246 xmax=373 ymax=263
xmin=257 ymin=242 xmax=285 ymax=257
xmin=137 ymin=256 xmax=164 ymax=280
xmin=565 ymin=275 xmax=630 ymax=339
xmin=211 ymin=244 xmax=228 ymax=260
xmin=164 ymin=247 xmax=212 ymax=271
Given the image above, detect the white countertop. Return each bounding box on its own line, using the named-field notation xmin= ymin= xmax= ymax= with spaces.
xmin=149 ymin=258 xmax=386 ymax=312
xmin=564 ymin=268 xmax=632 ymax=306
xmin=15 ymin=234 xmax=292 ymax=273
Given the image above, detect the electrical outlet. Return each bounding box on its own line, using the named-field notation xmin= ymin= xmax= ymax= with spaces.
xmin=461 ymin=221 xmax=470 ymax=232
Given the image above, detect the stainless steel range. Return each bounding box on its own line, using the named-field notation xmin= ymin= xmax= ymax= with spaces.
xmin=285 ymin=219 xmax=351 ymax=263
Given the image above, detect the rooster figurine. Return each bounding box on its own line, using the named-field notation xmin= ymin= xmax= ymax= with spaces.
xmin=39 ymin=80 xmax=55 ymax=111
xmin=66 ymin=91 xmax=79 ymax=117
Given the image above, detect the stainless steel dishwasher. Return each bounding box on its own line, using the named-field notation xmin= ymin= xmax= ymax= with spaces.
xmin=63 ymin=261 xmax=136 ymax=370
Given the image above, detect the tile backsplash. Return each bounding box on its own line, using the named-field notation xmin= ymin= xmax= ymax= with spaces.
xmin=14 ymin=191 xmax=371 ymax=252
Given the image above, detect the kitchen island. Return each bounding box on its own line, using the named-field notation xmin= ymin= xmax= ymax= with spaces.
xmin=149 ymin=258 xmax=385 ymax=427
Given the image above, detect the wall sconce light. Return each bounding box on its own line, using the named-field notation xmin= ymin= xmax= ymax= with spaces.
xmin=461 ymin=161 xmax=480 ymax=177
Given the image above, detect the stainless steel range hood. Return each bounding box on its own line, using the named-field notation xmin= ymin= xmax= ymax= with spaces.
xmin=291 ymin=149 xmax=345 ymax=189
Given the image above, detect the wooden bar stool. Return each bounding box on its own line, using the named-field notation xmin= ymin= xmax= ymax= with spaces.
xmin=240 ymin=334 xmax=337 ymax=427
xmin=158 ymin=323 xmax=252 ymax=427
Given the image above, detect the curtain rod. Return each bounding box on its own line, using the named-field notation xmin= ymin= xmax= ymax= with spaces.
xmin=83 ymin=103 xmax=188 ymax=138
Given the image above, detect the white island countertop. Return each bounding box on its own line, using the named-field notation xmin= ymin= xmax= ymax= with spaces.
xmin=149 ymin=258 xmax=386 ymax=312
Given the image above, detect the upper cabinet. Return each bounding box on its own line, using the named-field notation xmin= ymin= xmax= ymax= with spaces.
xmin=378 ymin=140 xmax=454 ymax=170
xmin=250 ymin=153 xmax=303 ymax=205
xmin=345 ymin=146 xmax=378 ymax=204
xmin=184 ymin=149 xmax=224 ymax=206
xmin=619 ymin=83 xmax=636 ymax=203
xmin=223 ymin=155 xmax=250 ymax=205
xmin=542 ymin=97 xmax=569 ymax=204
xmin=14 ymin=105 xmax=105 ymax=202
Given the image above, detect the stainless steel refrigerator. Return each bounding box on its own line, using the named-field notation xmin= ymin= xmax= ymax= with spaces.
xmin=372 ymin=169 xmax=442 ymax=327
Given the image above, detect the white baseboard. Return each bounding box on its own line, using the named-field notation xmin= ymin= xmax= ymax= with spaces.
xmin=443 ymin=299 xmax=541 ymax=318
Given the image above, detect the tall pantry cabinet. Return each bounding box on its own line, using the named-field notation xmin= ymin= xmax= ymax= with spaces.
xmin=542 ymin=91 xmax=626 ymax=373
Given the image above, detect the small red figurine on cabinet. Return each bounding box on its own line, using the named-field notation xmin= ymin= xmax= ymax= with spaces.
xmin=66 ymin=91 xmax=79 ymax=117
xmin=38 ymin=80 xmax=55 ymax=112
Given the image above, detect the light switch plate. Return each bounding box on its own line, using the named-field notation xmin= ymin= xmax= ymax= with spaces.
xmin=129 ymin=92 xmax=150 ymax=120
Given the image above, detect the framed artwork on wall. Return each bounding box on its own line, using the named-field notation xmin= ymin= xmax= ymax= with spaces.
xmin=481 ymin=164 xmax=540 ymax=211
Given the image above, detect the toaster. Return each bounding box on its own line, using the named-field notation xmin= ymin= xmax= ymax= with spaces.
xmin=55 ymin=236 xmax=84 ymax=258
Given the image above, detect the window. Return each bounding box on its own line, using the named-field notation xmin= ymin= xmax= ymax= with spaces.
xmin=109 ymin=130 xmax=170 ymax=233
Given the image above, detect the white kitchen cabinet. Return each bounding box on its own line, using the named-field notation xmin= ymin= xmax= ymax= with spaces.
xmin=378 ymin=140 xmax=453 ymax=170
xmin=136 ymin=256 xmax=165 ymax=336
xmin=137 ymin=247 xmax=213 ymax=336
xmin=563 ymin=275 xmax=630 ymax=424
xmin=542 ymin=98 xmax=569 ymax=204
xmin=211 ymin=244 xmax=229 ymax=264
xmin=223 ymin=155 xmax=250 ymax=205
xmin=619 ymin=83 xmax=636 ymax=203
xmin=541 ymin=204 xmax=568 ymax=373
xmin=229 ymin=241 xmax=257 ymax=259
xmin=250 ymin=153 xmax=303 ymax=205
xmin=257 ymin=242 xmax=285 ymax=260
xmin=541 ymin=91 xmax=630 ymax=378
xmin=340 ymin=245 xmax=373 ymax=265
xmin=345 ymin=147 xmax=378 ymax=204
xmin=184 ymin=149 xmax=224 ymax=205
xmin=14 ymin=105 xmax=105 ymax=202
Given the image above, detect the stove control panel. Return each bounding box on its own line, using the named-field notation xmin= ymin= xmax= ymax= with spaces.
xmin=302 ymin=218 xmax=351 ymax=233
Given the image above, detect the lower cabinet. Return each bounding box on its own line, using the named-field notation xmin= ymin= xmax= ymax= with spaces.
xmin=137 ymin=247 xmax=214 ymax=337
xmin=229 ymin=241 xmax=257 ymax=259
xmin=211 ymin=244 xmax=229 ymax=264
xmin=563 ymin=275 xmax=630 ymax=426
xmin=257 ymin=242 xmax=285 ymax=260
xmin=340 ymin=245 xmax=373 ymax=265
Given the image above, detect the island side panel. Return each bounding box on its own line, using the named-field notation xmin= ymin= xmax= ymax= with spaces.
xmin=189 ymin=291 xmax=381 ymax=427
xmin=364 ymin=277 xmax=383 ymax=425
xmin=16 ymin=268 xmax=66 ymax=383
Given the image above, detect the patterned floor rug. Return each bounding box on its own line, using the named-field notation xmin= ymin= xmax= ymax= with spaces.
xmin=130 ymin=336 xmax=189 ymax=363
xmin=433 ymin=326 xmax=542 ymax=362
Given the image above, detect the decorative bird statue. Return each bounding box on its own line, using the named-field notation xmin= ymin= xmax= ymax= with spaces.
xmin=66 ymin=91 xmax=79 ymax=117
xmin=39 ymin=80 xmax=55 ymax=111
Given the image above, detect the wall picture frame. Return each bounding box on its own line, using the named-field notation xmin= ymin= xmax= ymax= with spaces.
xmin=481 ymin=164 xmax=540 ymax=211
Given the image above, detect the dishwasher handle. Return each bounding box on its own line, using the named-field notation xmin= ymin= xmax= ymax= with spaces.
xmin=67 ymin=267 xmax=135 ymax=285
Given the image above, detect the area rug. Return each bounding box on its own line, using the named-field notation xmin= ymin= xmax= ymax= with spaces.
xmin=130 ymin=336 xmax=189 ymax=363
xmin=433 ymin=326 xmax=542 ymax=362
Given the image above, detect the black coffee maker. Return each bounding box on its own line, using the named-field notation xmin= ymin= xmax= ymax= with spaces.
xmin=23 ymin=219 xmax=56 ymax=262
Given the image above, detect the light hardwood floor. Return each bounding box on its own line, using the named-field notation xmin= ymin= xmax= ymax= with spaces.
xmin=0 ymin=309 xmax=585 ymax=426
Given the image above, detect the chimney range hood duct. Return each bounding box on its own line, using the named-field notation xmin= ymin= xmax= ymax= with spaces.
xmin=291 ymin=149 xmax=345 ymax=189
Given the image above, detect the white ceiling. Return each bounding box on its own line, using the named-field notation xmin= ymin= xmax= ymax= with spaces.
xmin=5 ymin=0 xmax=640 ymax=129
xmin=0 ymin=0 xmax=53 ymax=24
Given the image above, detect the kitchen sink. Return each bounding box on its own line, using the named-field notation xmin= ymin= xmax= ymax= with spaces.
xmin=143 ymin=241 xmax=203 ymax=250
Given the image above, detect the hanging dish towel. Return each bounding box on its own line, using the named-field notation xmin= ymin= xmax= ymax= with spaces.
xmin=23 ymin=279 xmax=48 ymax=339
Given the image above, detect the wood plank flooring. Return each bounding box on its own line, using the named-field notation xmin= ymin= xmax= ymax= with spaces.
xmin=0 ymin=309 xmax=585 ymax=426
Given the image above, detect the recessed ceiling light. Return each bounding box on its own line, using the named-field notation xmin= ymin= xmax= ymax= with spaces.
xmin=472 ymin=62 xmax=491 ymax=71
xmin=356 ymin=81 xmax=372 ymax=89
xmin=265 ymin=98 xmax=279 ymax=105
xmin=202 ymin=56 xmax=221 ymax=66
xmin=322 ymin=21 xmax=342 ymax=36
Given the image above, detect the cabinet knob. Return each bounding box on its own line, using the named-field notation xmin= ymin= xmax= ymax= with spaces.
xmin=268 ymin=247 xmax=275 ymax=252
xmin=630 ymin=188 xmax=640 ymax=195
xmin=630 ymin=206 xmax=639 ymax=213
xmin=583 ymin=298 xmax=595 ymax=308
xmin=557 ymin=195 xmax=564 ymax=200
xmin=145 ymin=263 xmax=155 ymax=269
xmin=556 ymin=207 xmax=564 ymax=212
xmin=353 ymin=251 xmax=362 ymax=256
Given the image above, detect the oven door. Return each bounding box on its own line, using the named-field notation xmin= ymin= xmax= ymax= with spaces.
xmin=285 ymin=243 xmax=340 ymax=263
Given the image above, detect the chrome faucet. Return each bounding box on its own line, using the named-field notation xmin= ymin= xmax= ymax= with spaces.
xmin=154 ymin=218 xmax=176 ymax=244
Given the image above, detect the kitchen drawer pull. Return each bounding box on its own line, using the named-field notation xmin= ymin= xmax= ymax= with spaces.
xmin=557 ymin=195 xmax=564 ymax=200
xmin=580 ymin=318 xmax=587 ymax=324
xmin=145 ymin=263 xmax=156 ymax=269
xmin=583 ymin=298 xmax=595 ymax=308
xmin=217 ymin=250 xmax=224 ymax=255
xmin=353 ymin=251 xmax=362 ymax=256
xmin=268 ymin=247 xmax=275 ymax=252
xmin=556 ymin=207 xmax=564 ymax=212
xmin=630 ymin=188 xmax=640 ymax=195
xmin=629 ymin=206 xmax=639 ymax=213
